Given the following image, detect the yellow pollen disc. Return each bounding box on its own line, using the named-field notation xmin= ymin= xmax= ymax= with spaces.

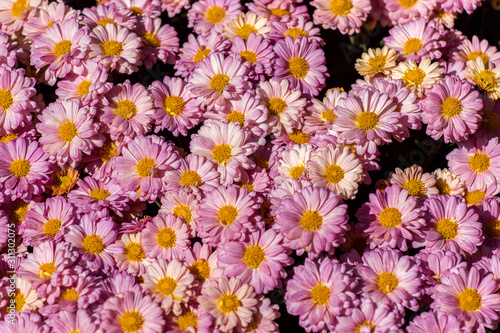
xmin=468 ymin=152 xmax=490 ymax=173
xmin=288 ymin=130 xmax=310 ymax=145
xmin=100 ymin=141 xmax=117 ymax=163
xmin=467 ymin=51 xmax=489 ymax=65
xmin=226 ymin=110 xmax=246 ymax=127
xmin=177 ymin=311 xmax=198 ymax=331
xmin=212 ymin=143 xmax=232 ymax=164
xmin=356 ymin=111 xmax=379 ymax=131
xmin=53 ymin=40 xmax=72 ymax=57
xmin=124 ymin=242 xmax=146 ymax=262
xmin=217 ymin=294 xmax=241 ymax=314
xmin=269 ymin=8 xmax=291 ymax=18
xmin=61 ymin=288 xmax=79 ymax=301
xmin=157 ymin=276 xmax=177 ymax=296
xmin=77 ymin=80 xmax=91 ymax=97
xmin=458 ymin=288 xmax=482 ymax=312
xmin=398 ymin=0 xmax=418 ymax=8
xmin=435 ymin=179 xmax=451 ymax=195
xmin=82 ymin=234 xmax=106 ymax=254
xmin=289 ymin=165 xmax=306 ymax=179
xmin=11 ymin=0 xmax=28 ymax=18
xmin=10 ymin=159 xmax=31 ymax=178
xmin=441 ymin=97 xmax=463 ymax=118
xmin=330 ymin=0 xmax=353 ymax=15
xmin=0 ymin=133 xmax=17 ymax=143
xmin=474 ymin=70 xmax=498 ymax=93
xmin=377 ymin=272 xmax=399 ymax=293
xmin=246 ymin=320 xmax=259 ymax=332
xmin=403 ymin=179 xmax=425 ymax=196
xmin=206 ymin=5 xmax=226 ymax=24
xmin=482 ymin=109 xmax=500 ymax=133
xmin=403 ymin=38 xmax=423 ymax=56
xmin=217 ymin=205 xmax=238 ymax=226
xmin=189 ymin=260 xmax=210 ymax=282
xmin=9 ymin=201 xmax=29 ymax=224
xmin=321 ymin=109 xmax=337 ymax=122
xmin=368 ymin=55 xmax=387 ymax=71
xmin=120 ymin=311 xmax=144 ymax=333
xmin=236 ymin=24 xmax=258 ymax=41
xmin=0 ymin=89 xmax=14 ymax=110
xmin=378 ymin=207 xmax=402 ymax=228
xmin=43 ymin=218 xmax=61 ymax=236
xmin=238 ymin=182 xmax=254 ymax=192
xmin=38 ymin=262 xmax=56 ymax=279
xmin=129 ymin=6 xmax=143 ymax=16
xmin=286 ymin=27 xmax=308 ymax=40
xmin=288 ymin=57 xmax=309 ymax=79
xmin=89 ymin=188 xmax=110 ymax=201
xmin=402 ymin=67 xmax=426 ymax=87
xmin=142 ymin=32 xmax=160 ymax=48
xmin=435 ymin=218 xmax=458 ymax=240
xmin=464 ymin=190 xmax=486 ymax=205
xmin=164 ymin=95 xmax=185 ymax=116
xmin=324 ymin=164 xmax=344 ymax=184
xmin=136 ymin=157 xmax=156 ymax=178
xmin=355 ymin=322 xmax=376 ymax=333
xmin=59 ymin=121 xmax=78 ymax=142
xmin=180 ymin=170 xmax=202 ymax=187
xmin=484 ymin=219 xmax=500 ymax=238
xmin=242 ymin=245 xmax=265 ymax=269
xmin=209 ymin=74 xmax=229 ymax=93
xmin=98 ymin=18 xmax=115 ymax=26
xmin=173 ymin=204 xmax=192 ymax=223
xmin=256 ymin=158 xmax=269 ymax=170
xmin=114 ymin=99 xmax=138 ymax=120
xmin=102 ymin=40 xmax=123 ymax=57
xmin=300 ymin=210 xmax=323 ymax=231
xmin=193 ymin=47 xmax=211 ymax=63
xmin=240 ymin=50 xmax=258 ymax=64
xmin=310 ymin=283 xmax=331 ymax=305
xmin=156 ymin=228 xmax=176 ymax=248
xmin=15 ymin=292 xmax=26 ymax=312
xmin=268 ymin=98 xmax=287 ymax=116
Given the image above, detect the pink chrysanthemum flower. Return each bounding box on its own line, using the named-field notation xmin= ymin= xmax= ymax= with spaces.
xmin=81 ymin=135 xmax=121 ymax=181
xmin=101 ymin=80 xmax=154 ymax=141
xmin=409 ymin=311 xmax=464 ymax=333
xmin=336 ymin=298 xmax=403 ymax=332
xmin=433 ymin=168 xmax=466 ymax=196
xmin=164 ymin=154 xmax=220 ymax=195
xmin=285 ymin=257 xmax=359 ymax=332
xmin=236 ymin=166 xmax=271 ymax=197
xmin=391 ymin=58 xmax=444 ymax=97
xmin=447 ymin=136 xmax=500 ymax=190
xmin=190 ymin=120 xmax=259 ymax=184
xmin=424 ymin=195 xmax=482 ymax=254
xmin=110 ymin=0 xmax=162 ymax=17
xmin=81 ymin=3 xmax=137 ymax=30
xmin=149 ymin=76 xmax=203 ymax=137
xmin=100 ymin=290 xmax=165 ymax=333
xmin=388 ymin=164 xmax=439 ymax=199
xmin=196 ymin=185 xmax=258 ymax=246
xmin=114 ymin=135 xmax=180 ymax=202
xmin=23 ymin=197 xmax=75 ymax=247
xmin=311 ymin=0 xmax=371 ymax=35
xmin=183 ymin=241 xmax=220 ymax=285
xmin=187 ymin=0 xmax=242 ymax=36
xmin=165 ymin=304 xmax=213 ymax=333
xmin=37 ymin=100 xmax=104 ymax=167
xmin=50 ymin=310 xmax=98 ymax=333
xmin=0 ymin=0 xmax=41 ymax=34
xmin=303 ymin=87 xmax=346 ymax=135
xmin=464 ymin=58 xmax=500 ymax=100
xmin=422 ymin=76 xmax=483 ymax=143
xmin=30 ymin=19 xmax=90 ymax=85
xmin=198 ymin=276 xmax=258 ymax=331
xmin=275 ymin=186 xmax=349 ymax=255
xmin=0 ymin=311 xmax=45 ymax=333
xmin=230 ymin=33 xmax=274 ymax=81
xmin=477 ymin=197 xmax=500 ymax=249
xmin=268 ymin=16 xmax=323 ymax=44
xmin=223 ymin=12 xmax=271 ymax=42
xmin=137 ymin=17 xmax=179 ymax=68
xmin=435 ymin=266 xmax=500 ymax=331
xmin=455 ymin=35 xmax=500 ymax=68
xmin=65 ymin=213 xmax=117 ymax=272
xmin=385 ymin=0 xmax=436 ymax=25
xmin=358 ymin=247 xmax=423 ymax=311
xmin=23 ymin=1 xmax=79 ymax=40
xmin=160 ymin=190 xmax=200 ymax=236
xmin=88 ymin=24 xmax=142 ymax=74
xmin=354 ymin=46 xmax=398 ymax=79
xmin=187 ymin=53 xmax=250 ymax=110
xmin=141 ymin=214 xmax=190 ymax=261
xmin=218 ymin=228 xmax=293 ymax=294
xmin=275 ymin=144 xmax=313 ymax=184
xmin=108 ymin=232 xmax=153 ymax=276
xmin=417 ymin=249 xmax=467 ymax=295
xmin=274 ymin=36 xmax=328 ymax=98
xmin=101 ymin=269 xmax=143 ymax=297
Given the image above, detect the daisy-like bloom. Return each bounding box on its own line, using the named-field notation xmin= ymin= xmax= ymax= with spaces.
xmin=455 ymin=35 xmax=500 ymax=68
xmin=190 ymin=120 xmax=259 ymax=185
xmin=3 ymin=277 xmax=44 ymax=315
xmin=0 ymin=311 xmax=45 ymax=333
xmin=141 ymin=214 xmax=190 ymax=261
xmin=311 ymin=0 xmax=371 ymax=35
xmin=385 ymin=0 xmax=436 ymax=25
xmin=108 ymin=232 xmax=153 ymax=276
xmin=274 ymin=36 xmax=327 ymax=98
xmin=358 ymin=247 xmax=422 ymax=311
xmin=447 ymin=136 xmax=500 ymax=190
xmin=388 ymin=164 xmax=439 ymax=199
xmin=268 ymin=16 xmax=323 ymax=44
xmin=30 ymin=19 xmax=90 ymax=85
xmin=23 ymin=1 xmax=79 ymax=40
xmin=100 ymin=290 xmax=165 ymax=333
xmin=160 ymin=190 xmax=200 ymax=236
xmin=407 ymin=311 xmax=464 ymax=333
xmin=165 ymin=304 xmax=213 ymax=333
xmin=230 ymin=33 xmax=274 ymax=81
xmin=465 ymin=58 xmax=500 ymax=100
xmin=424 ymin=195 xmax=482 ymax=254
xmin=430 ymin=8 xmax=457 ymax=30
xmin=196 ymin=185 xmax=258 ymax=246
xmin=50 ymin=310 xmax=98 ymax=333
xmin=421 ymin=75 xmax=483 ymax=143
xmin=114 ymin=135 xmax=180 ymax=202
xmin=55 ymin=60 xmax=113 ymax=107
xmin=101 ymin=80 xmax=154 ymax=140
xmin=285 ymin=257 xmax=359 ymax=332
xmin=218 ymin=228 xmax=293 ymax=294
xmin=307 ymin=145 xmax=365 ymax=200
xmin=0 ymin=0 xmax=41 ymax=34
xmin=0 ymin=66 xmax=37 ymax=136
xmin=23 ymin=197 xmax=75 ymax=247
xmin=235 ymin=166 xmax=271 ymax=197
xmin=223 ymin=12 xmax=271 ymax=42
xmin=462 ymin=182 xmax=500 ymax=207
xmin=0 ymin=138 xmax=51 ymax=201
xmin=247 ymin=0 xmax=309 ymax=23
xmin=88 ymin=24 xmax=142 ymax=74
xmin=198 ymin=276 xmax=258 ymax=331
xmin=275 ymin=144 xmax=313 ymax=184
xmin=110 ymin=0 xmax=162 ymax=17
xmin=275 ymin=186 xmax=349 ymax=255
xmin=355 ymin=46 xmax=398 ymax=79
xmin=65 ymin=213 xmax=117 ymax=272
xmin=37 ymin=100 xmax=104 ymax=167
xmin=435 ymin=266 xmax=500 ymax=331
xmin=164 ymin=154 xmax=220 ymax=195
xmin=391 ymin=58 xmax=444 ymax=97
xmin=188 ymin=0 xmax=243 ymax=35
xmin=417 ymin=249 xmax=467 ymax=295
xmin=149 ymin=76 xmax=203 ymax=137
xmin=433 ymin=168 xmax=466 ymax=196
xmin=303 ymin=87 xmax=346 ymax=135
xmin=81 ymin=135 xmax=121 ymax=181
xmin=187 ymin=53 xmax=250 ymax=110
xmin=183 ymin=242 xmax=220 ymax=286
xmin=81 ymin=3 xmax=137 ymax=30
xmin=137 ymin=17 xmax=178 ymax=68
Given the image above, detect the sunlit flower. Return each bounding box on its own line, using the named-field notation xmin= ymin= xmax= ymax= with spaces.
xmin=388 ymin=164 xmax=439 ymax=199
xmin=311 ymin=0 xmax=372 ymax=35
xmin=223 ymin=12 xmax=271 ymax=42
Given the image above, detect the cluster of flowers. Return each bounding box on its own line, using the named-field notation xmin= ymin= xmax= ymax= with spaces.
xmin=1 ymin=0 xmax=500 ymax=332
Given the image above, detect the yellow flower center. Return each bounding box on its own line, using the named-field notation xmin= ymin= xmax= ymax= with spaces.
xmin=0 ymin=89 xmax=14 ymax=110
xmin=285 ymin=27 xmax=308 ymax=40
xmin=77 ymin=80 xmax=91 ymax=97
xmin=173 ymin=204 xmax=192 ymax=223
xmin=403 ymin=38 xmax=423 ymax=56
xmin=474 ymin=70 xmax=498 ymax=93
xmin=464 ymin=190 xmax=486 ymax=205
xmin=100 ymin=141 xmax=117 ymax=162
xmin=15 ymin=292 xmax=25 ymax=312
xmin=0 ymin=133 xmax=17 ymax=143
xmin=324 ymin=164 xmax=344 ymax=184
xmin=238 ymin=182 xmax=254 ymax=193
xmin=310 ymin=283 xmax=331 ymax=305
xmin=330 ymin=0 xmax=353 ymax=15
xmin=120 ymin=311 xmax=144 ymax=333
xmin=239 ymin=50 xmax=258 ymax=64
xmin=217 ymin=205 xmax=238 ymax=226
xmin=11 ymin=0 xmax=28 ymax=18
xmin=441 ymin=97 xmax=463 ymax=118
xmin=288 ymin=57 xmax=309 ymax=79
xmin=256 ymin=158 xmax=269 ymax=170
xmin=403 ymin=179 xmax=425 ymax=196
xmin=136 ymin=158 xmax=156 ymax=178
xmin=43 ymin=218 xmax=61 ymax=236
xmin=236 ymin=24 xmax=258 ymax=41
xmin=368 ymin=55 xmax=387 ymax=71
xmin=482 ymin=109 xmax=500 ymax=133
xmin=217 ymin=294 xmax=241 ymax=314
xmin=212 ymin=143 xmax=232 ymax=164
xmin=82 ymin=234 xmax=106 ymax=254
xmin=177 ymin=311 xmax=198 ymax=331
xmin=484 ymin=219 xmax=500 ymax=238
xmin=289 ymin=165 xmax=306 ymax=179
xmin=142 ymin=32 xmax=160 ymax=48
xmin=8 ymin=201 xmax=29 ymax=224
xmin=268 ymin=97 xmax=287 ymax=116
xmin=98 ymin=18 xmax=115 ymax=26
xmin=435 ymin=179 xmax=451 ymax=195
xmin=468 ymin=152 xmax=490 ymax=173
xmin=129 ymin=6 xmax=143 ymax=16
xmin=53 ymin=40 xmax=72 ymax=57
xmin=378 ymin=207 xmax=402 ymax=227
xmin=180 ymin=170 xmax=202 ymax=187
xmin=189 ymin=260 xmax=210 ymax=282
xmin=206 ymin=5 xmax=226 ymax=24
xmin=467 ymin=51 xmax=489 ymax=65
xmin=269 ymin=8 xmax=290 ymax=17
xmin=124 ymin=242 xmax=146 ymax=262
xmin=209 ymin=74 xmax=229 ymax=93
xmin=59 ymin=121 xmax=78 ymax=142
xmin=356 ymin=111 xmax=379 ymax=131
xmin=355 ymin=322 xmax=376 ymax=333
xmin=89 ymin=188 xmax=110 ymax=201
xmin=321 ymin=109 xmax=337 ymax=122
xmin=193 ymin=47 xmax=211 ymax=63
xmin=102 ymin=40 xmax=123 ymax=57
xmin=226 ymin=110 xmax=245 ymax=127
xmin=300 ymin=210 xmax=323 ymax=231
xmin=9 ymin=159 xmax=30 ymax=178
xmin=38 ymin=262 xmax=56 ymax=279
xmin=157 ymin=228 xmax=176 ymax=248
xmin=288 ymin=129 xmax=310 ymax=145
xmin=60 ymin=288 xmax=79 ymax=301
xmin=242 ymin=245 xmax=265 ymax=269
xmin=164 ymin=95 xmax=185 ymax=116
xmin=402 ymin=67 xmax=426 ymax=87
xmin=458 ymin=288 xmax=482 ymax=312
xmin=157 ymin=276 xmax=177 ymax=296
xmin=435 ymin=218 xmax=458 ymax=240
xmin=377 ymin=272 xmax=399 ymax=293
xmin=114 ymin=99 xmax=138 ymax=120
xmin=398 ymin=0 xmax=418 ymax=8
